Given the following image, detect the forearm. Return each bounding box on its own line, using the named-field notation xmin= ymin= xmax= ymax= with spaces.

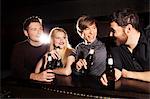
xmin=126 ymin=71 xmax=150 ymax=82
xmin=53 ymin=68 xmax=71 ymax=76
xmin=53 ymin=56 xmax=75 ymax=76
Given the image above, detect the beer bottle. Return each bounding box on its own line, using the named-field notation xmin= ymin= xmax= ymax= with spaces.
xmin=106 ymin=53 xmax=115 ymax=89
xmin=55 ymin=46 xmax=63 ymax=68
xmin=46 ymin=53 xmax=55 ymax=70
xmin=80 ymin=48 xmax=95 ymax=75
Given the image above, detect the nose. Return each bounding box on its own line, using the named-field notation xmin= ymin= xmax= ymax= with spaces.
xmin=89 ymin=28 xmax=94 ymax=34
xmin=60 ymin=38 xmax=64 ymax=42
xmin=38 ymin=29 xmax=43 ymax=34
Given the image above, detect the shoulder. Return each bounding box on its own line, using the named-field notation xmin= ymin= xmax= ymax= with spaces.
xmin=144 ymin=25 xmax=150 ymax=38
xmin=75 ymin=42 xmax=85 ymax=49
xmin=66 ymin=48 xmax=75 ymax=53
xmin=13 ymin=40 xmax=29 ymax=49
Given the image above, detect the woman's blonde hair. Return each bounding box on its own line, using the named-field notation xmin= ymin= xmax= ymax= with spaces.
xmin=49 ymin=27 xmax=73 ymax=66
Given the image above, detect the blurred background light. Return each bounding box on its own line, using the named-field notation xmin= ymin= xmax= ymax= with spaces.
xmin=39 ymin=33 xmax=50 ymax=44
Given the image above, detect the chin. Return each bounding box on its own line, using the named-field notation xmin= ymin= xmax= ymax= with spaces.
xmin=59 ymin=46 xmax=65 ymax=49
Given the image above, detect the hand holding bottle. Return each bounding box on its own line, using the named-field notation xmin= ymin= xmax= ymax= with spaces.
xmin=76 ymin=59 xmax=87 ymax=71
xmin=100 ymin=68 xmax=121 ymax=86
xmin=30 ymin=69 xmax=55 ymax=82
xmin=76 ymin=48 xmax=94 ymax=75
xmin=49 ymin=50 xmax=61 ymax=60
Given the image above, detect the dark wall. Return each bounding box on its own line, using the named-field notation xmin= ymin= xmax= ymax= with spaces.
xmin=1 ymin=0 xmax=150 ymax=71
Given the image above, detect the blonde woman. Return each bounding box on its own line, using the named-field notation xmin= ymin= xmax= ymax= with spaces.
xmin=35 ymin=27 xmax=75 ymax=76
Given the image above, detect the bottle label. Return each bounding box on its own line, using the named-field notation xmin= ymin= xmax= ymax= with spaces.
xmin=108 ymin=58 xmax=113 ymax=65
xmin=89 ymin=49 xmax=94 ymax=54
xmin=48 ymin=56 xmax=52 ymax=61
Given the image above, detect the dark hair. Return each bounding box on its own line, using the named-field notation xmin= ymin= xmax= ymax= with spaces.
xmin=111 ymin=8 xmax=139 ymax=30
xmin=23 ymin=16 xmax=42 ymax=31
xmin=76 ymin=15 xmax=97 ymax=35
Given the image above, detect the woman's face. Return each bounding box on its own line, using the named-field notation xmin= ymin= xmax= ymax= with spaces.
xmin=52 ymin=31 xmax=67 ymax=49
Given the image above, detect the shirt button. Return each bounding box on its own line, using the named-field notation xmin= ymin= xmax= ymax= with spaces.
xmin=132 ymin=57 xmax=136 ymax=61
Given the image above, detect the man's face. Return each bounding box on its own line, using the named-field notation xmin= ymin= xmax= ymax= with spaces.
xmin=110 ymin=21 xmax=128 ymax=46
xmin=81 ymin=23 xmax=97 ymax=43
xmin=26 ymin=22 xmax=43 ymax=42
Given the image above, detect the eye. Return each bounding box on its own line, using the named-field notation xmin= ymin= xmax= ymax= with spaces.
xmin=63 ymin=36 xmax=66 ymax=39
xmin=30 ymin=28 xmax=37 ymax=31
xmin=85 ymin=28 xmax=90 ymax=31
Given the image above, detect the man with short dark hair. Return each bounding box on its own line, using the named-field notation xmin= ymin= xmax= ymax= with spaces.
xmin=100 ymin=8 xmax=150 ymax=86
xmin=11 ymin=16 xmax=55 ymax=82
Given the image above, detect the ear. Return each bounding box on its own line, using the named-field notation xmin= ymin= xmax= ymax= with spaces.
xmin=81 ymin=33 xmax=84 ymax=39
xmin=24 ymin=30 xmax=29 ymax=37
xmin=124 ymin=24 xmax=132 ymax=34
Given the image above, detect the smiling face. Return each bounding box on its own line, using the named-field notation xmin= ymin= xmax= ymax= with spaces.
xmin=110 ymin=21 xmax=128 ymax=46
xmin=52 ymin=31 xmax=67 ymax=49
xmin=81 ymin=23 xmax=97 ymax=43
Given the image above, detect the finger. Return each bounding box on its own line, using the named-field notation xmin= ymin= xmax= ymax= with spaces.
xmin=82 ymin=59 xmax=87 ymax=69
xmin=76 ymin=60 xmax=83 ymax=70
xmin=114 ymin=68 xmax=121 ymax=81
xmin=46 ymin=69 xmax=54 ymax=72
xmin=50 ymin=50 xmax=58 ymax=59
xmin=47 ymin=75 xmax=55 ymax=79
xmin=103 ymin=74 xmax=108 ymax=83
xmin=100 ymin=77 xmax=107 ymax=86
xmin=45 ymin=79 xmax=53 ymax=82
xmin=101 ymin=74 xmax=108 ymax=86
xmin=77 ymin=59 xmax=86 ymax=69
xmin=51 ymin=53 xmax=58 ymax=59
xmin=47 ymin=73 xmax=55 ymax=78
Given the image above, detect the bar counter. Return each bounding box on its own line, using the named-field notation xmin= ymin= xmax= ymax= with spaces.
xmin=1 ymin=74 xmax=150 ymax=98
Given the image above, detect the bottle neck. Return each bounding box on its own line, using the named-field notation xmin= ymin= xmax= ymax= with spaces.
xmin=89 ymin=48 xmax=94 ymax=55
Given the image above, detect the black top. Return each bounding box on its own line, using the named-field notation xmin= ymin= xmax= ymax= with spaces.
xmin=11 ymin=40 xmax=49 ymax=80
xmin=111 ymin=33 xmax=150 ymax=71
xmin=72 ymin=39 xmax=107 ymax=76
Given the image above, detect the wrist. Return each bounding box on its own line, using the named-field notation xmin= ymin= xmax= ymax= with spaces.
xmin=30 ymin=73 xmax=38 ymax=80
xmin=126 ymin=71 xmax=132 ymax=78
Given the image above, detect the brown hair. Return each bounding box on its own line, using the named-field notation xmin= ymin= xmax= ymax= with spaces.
xmin=111 ymin=8 xmax=139 ymax=30
xmin=76 ymin=15 xmax=97 ymax=36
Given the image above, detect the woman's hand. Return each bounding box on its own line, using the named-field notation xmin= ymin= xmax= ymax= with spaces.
xmin=49 ymin=50 xmax=61 ymax=60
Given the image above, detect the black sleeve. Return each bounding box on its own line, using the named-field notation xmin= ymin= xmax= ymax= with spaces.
xmin=110 ymin=47 xmax=123 ymax=70
xmin=10 ymin=45 xmax=30 ymax=80
xmin=146 ymin=27 xmax=150 ymax=70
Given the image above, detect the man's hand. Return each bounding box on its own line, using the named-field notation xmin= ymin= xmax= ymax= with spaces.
xmin=100 ymin=73 xmax=108 ymax=86
xmin=114 ymin=68 xmax=122 ymax=81
xmin=100 ymin=68 xmax=122 ymax=86
xmin=30 ymin=69 xmax=55 ymax=82
xmin=76 ymin=59 xmax=87 ymax=71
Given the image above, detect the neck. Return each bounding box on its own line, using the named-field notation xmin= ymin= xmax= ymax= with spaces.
xmin=29 ymin=39 xmax=42 ymax=47
xmin=126 ymin=31 xmax=140 ymax=52
xmin=85 ymin=39 xmax=96 ymax=45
